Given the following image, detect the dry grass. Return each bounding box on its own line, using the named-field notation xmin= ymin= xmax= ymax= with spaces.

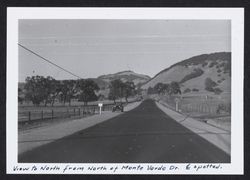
xmin=153 ymin=93 xmax=231 ymax=118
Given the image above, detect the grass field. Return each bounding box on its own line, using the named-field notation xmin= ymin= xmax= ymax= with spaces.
xmin=18 ymin=97 xmax=139 ymax=123
xmin=151 ymin=93 xmax=231 ymax=131
xmin=154 ymin=93 xmax=230 ymax=115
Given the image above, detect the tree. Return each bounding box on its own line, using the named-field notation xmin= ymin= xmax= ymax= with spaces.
xmin=42 ymin=76 xmax=57 ymax=107
xmin=49 ymin=80 xmax=62 ymax=106
xmin=18 ymin=88 xmax=23 ymax=104
xmin=24 ymin=76 xmax=63 ymax=106
xmin=77 ymin=79 xmax=100 ymax=105
xmin=108 ymin=89 xmax=117 ymax=103
xmin=169 ymin=81 xmax=181 ymax=95
xmin=24 ymin=76 xmax=48 ymax=106
xmin=162 ymin=83 xmax=170 ymax=95
xmin=123 ymin=81 xmax=136 ymax=103
xmin=108 ymin=79 xmax=124 ymax=103
xmin=154 ymin=83 xmax=165 ymax=94
xmin=154 ymin=83 xmax=171 ymax=95
xmin=136 ymin=86 xmax=143 ymax=96
xmin=60 ymin=80 xmax=78 ymax=106
xmin=59 ymin=80 xmax=69 ymax=105
xmin=98 ymin=94 xmax=105 ymax=101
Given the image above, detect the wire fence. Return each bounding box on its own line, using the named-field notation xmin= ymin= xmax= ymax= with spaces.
xmin=18 ymin=100 xmax=140 ymax=124
xmin=160 ymin=95 xmax=231 ymax=116
xmin=18 ymin=104 xmax=115 ymax=123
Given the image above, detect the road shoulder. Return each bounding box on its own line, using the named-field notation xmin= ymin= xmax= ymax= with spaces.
xmin=155 ymin=101 xmax=231 ymax=155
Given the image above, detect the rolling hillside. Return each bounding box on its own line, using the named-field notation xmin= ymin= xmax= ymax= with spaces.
xmin=96 ymin=70 xmax=151 ymax=97
xmin=141 ymin=52 xmax=231 ymax=95
xmin=98 ymin=70 xmax=150 ymax=86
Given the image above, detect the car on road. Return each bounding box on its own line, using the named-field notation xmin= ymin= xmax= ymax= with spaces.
xmin=112 ymin=103 xmax=124 ymax=112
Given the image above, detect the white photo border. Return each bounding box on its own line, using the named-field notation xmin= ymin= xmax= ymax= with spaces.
xmin=7 ymin=7 xmax=244 ymax=174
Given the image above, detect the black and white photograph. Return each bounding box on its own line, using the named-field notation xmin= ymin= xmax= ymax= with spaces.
xmin=6 ymin=8 xmax=244 ymax=174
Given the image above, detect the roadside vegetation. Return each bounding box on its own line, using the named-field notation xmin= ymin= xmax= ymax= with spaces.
xmin=18 ymin=75 xmax=141 ymax=125
xmin=19 ymin=75 xmax=139 ymax=107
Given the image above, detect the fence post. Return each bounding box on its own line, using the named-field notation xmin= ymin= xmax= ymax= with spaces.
xmin=74 ymin=108 xmax=75 ymax=116
xmin=41 ymin=110 xmax=43 ymax=120
xmin=28 ymin=111 xmax=31 ymax=122
xmin=78 ymin=108 xmax=80 ymax=116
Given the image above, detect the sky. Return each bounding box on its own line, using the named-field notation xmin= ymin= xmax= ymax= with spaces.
xmin=18 ymin=20 xmax=231 ymax=82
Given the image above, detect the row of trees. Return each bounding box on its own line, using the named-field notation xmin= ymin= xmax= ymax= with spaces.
xmin=19 ymin=76 xmax=100 ymax=106
xmin=108 ymin=79 xmax=136 ymax=103
xmin=147 ymin=81 xmax=181 ymax=96
xmin=19 ymin=75 xmax=137 ymax=106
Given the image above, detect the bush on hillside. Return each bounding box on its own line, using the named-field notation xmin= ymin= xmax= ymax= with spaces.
xmin=202 ymin=62 xmax=208 ymax=67
xmin=192 ymin=88 xmax=199 ymax=92
xmin=208 ymin=61 xmax=218 ymax=68
xmin=213 ymin=88 xmax=223 ymax=95
xmin=216 ymin=103 xmax=231 ymax=114
xmin=179 ymin=68 xmax=204 ymax=84
xmin=205 ymin=77 xmax=218 ymax=92
xmin=217 ymin=69 xmax=222 ymax=73
xmin=183 ymin=88 xmax=191 ymax=94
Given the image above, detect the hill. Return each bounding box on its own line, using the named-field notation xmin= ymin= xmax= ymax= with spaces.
xmin=98 ymin=70 xmax=150 ymax=86
xmin=96 ymin=70 xmax=151 ymax=97
xmin=141 ymin=52 xmax=231 ymax=95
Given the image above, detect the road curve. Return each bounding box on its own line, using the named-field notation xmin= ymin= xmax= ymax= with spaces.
xmin=19 ymin=99 xmax=230 ymax=163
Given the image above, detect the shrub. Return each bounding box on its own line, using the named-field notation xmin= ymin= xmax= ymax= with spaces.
xmin=192 ymin=88 xmax=199 ymax=92
xmin=202 ymin=62 xmax=208 ymax=67
xmin=216 ymin=103 xmax=231 ymax=114
xmin=219 ymin=62 xmax=226 ymax=68
xmin=217 ymin=69 xmax=222 ymax=73
xmin=205 ymin=78 xmax=217 ymax=92
xmin=183 ymin=88 xmax=191 ymax=93
xmin=179 ymin=68 xmax=204 ymax=84
xmin=217 ymin=78 xmax=225 ymax=83
xmin=213 ymin=88 xmax=223 ymax=95
xmin=208 ymin=61 xmax=217 ymax=68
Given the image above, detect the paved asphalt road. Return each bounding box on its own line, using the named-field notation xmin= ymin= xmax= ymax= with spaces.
xmin=19 ymin=99 xmax=230 ymax=163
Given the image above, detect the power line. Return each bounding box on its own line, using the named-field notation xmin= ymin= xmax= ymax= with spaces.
xmin=18 ymin=43 xmax=83 ymax=79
